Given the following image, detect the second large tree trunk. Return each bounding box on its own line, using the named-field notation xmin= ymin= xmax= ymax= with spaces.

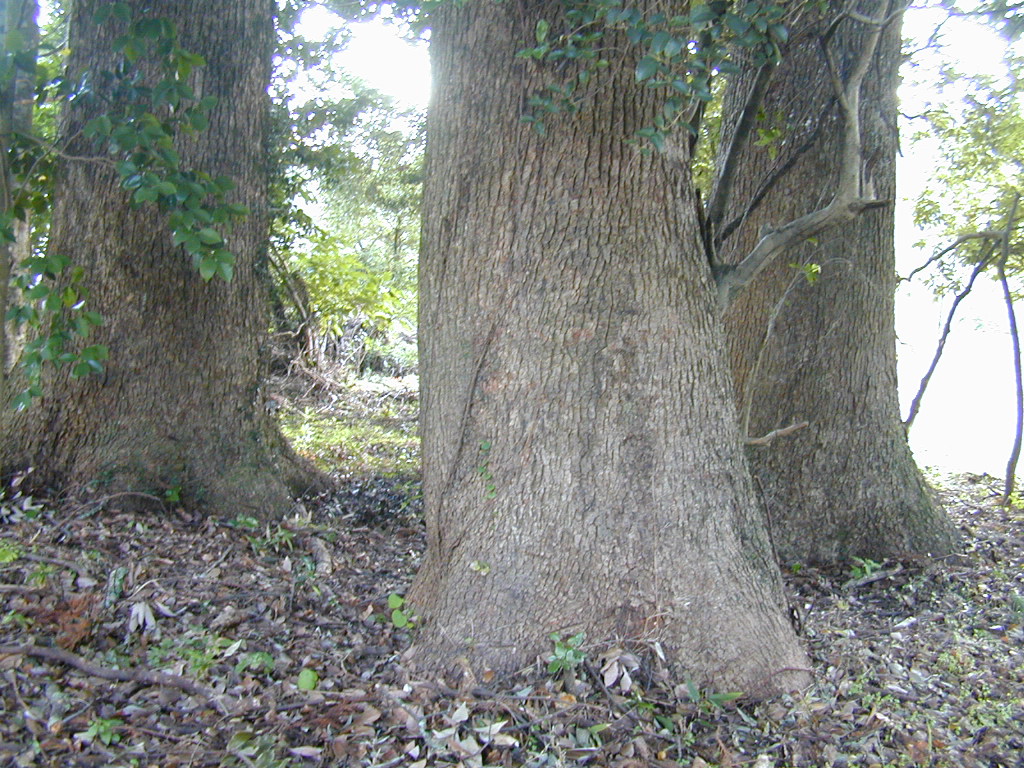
xmin=0 ymin=0 xmax=321 ymax=516
xmin=408 ymin=0 xmax=809 ymax=697
xmin=717 ymin=5 xmax=958 ymax=564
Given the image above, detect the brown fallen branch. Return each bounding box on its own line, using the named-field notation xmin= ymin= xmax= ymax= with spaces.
xmin=0 ymin=643 xmax=231 ymax=714
xmin=745 ymin=421 xmax=809 ymax=446
xmin=21 ymin=552 xmax=92 ymax=576
xmin=0 ymin=584 xmax=44 ymax=594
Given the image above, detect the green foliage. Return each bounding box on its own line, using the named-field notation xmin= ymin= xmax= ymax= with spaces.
xmin=246 ymin=523 xmax=297 ymax=556
xmin=224 ymin=730 xmax=293 ymax=768
xmin=5 ymin=251 xmax=108 ymax=411
xmin=0 ymin=539 xmax=21 ymax=563
xmin=547 ymin=632 xmax=586 ymax=675
xmin=146 ymin=628 xmax=235 ymax=679
xmin=849 ymin=556 xmax=882 ymax=579
xmin=82 ymin=5 xmax=248 ymax=283
xmin=790 ymin=261 xmax=821 ymax=285
xmin=267 ymin=9 xmax=423 ymax=372
xmin=907 ymin=30 xmax=1024 ymax=287
xmin=235 ymin=650 xmax=275 ymax=677
xmin=477 ymin=440 xmax=497 ymax=499
xmin=1 ymin=609 xmax=33 ymax=630
xmin=76 ymin=717 xmax=123 ymax=747
xmin=683 ymin=677 xmax=743 ymax=710
xmin=752 ymin=107 xmax=785 ymax=160
xmin=297 ymin=667 xmax=319 ymax=690
xmin=229 ymin=514 xmax=261 ymax=531
xmin=27 ymin=561 xmax=55 ymax=586
xmin=518 ymin=0 xmax=790 ymax=148
xmin=388 ymin=591 xmax=415 ymax=628
xmin=280 ymin=404 xmax=419 ymax=476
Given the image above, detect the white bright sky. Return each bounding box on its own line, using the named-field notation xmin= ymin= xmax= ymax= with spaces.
xmin=312 ymin=5 xmax=1020 ymax=478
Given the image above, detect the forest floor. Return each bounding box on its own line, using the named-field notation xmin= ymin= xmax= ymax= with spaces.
xmin=1 ymin=368 xmax=1023 ymax=768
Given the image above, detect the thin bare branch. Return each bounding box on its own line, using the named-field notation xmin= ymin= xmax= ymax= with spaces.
xmin=904 ymin=248 xmax=995 ymax=431
xmin=716 ymin=100 xmax=833 ymax=247
xmin=706 ymin=62 xmax=777 ymax=241
xmin=901 ymin=230 xmax=1004 ymax=283
xmin=740 ymin=268 xmax=805 ymax=437
xmin=998 ymin=195 xmax=1022 ymax=504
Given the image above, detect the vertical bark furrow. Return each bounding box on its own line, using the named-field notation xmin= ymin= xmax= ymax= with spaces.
xmin=1 ymin=0 xmax=322 ymax=515
xmin=412 ymin=0 xmax=809 ymax=696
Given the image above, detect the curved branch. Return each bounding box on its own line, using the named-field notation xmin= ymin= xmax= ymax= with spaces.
xmin=706 ymin=63 xmax=777 ymax=240
xmin=715 ymin=0 xmax=898 ymax=308
xmin=998 ymin=195 xmax=1022 ymax=504
xmin=745 ymin=420 xmax=809 ymax=446
xmin=903 ymin=248 xmax=994 ymax=431
xmin=901 ymin=230 xmax=1004 ymax=283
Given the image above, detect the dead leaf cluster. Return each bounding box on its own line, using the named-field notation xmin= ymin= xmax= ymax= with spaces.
xmin=1 ymin=431 xmax=1022 ymax=767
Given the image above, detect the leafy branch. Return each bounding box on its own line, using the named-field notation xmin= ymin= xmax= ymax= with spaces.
xmin=518 ymin=0 xmax=789 ymax=146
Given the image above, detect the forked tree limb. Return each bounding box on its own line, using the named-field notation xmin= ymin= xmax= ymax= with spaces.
xmin=715 ymin=0 xmax=897 ymax=308
xmin=902 ymin=230 xmax=1008 ymax=283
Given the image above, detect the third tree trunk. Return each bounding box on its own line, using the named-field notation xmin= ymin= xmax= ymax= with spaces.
xmin=716 ymin=5 xmax=958 ymax=564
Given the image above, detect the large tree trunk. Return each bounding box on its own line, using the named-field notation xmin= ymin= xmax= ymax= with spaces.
xmin=0 ymin=0 xmax=39 ymax=374
xmin=0 ymin=0 xmax=321 ymax=516
xmin=716 ymin=5 xmax=958 ymax=564
xmin=408 ymin=0 xmax=809 ymax=698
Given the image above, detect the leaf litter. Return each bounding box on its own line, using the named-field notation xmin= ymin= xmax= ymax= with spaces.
xmin=1 ymin=380 xmax=1022 ymax=767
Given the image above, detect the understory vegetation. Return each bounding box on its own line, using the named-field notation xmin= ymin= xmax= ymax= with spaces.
xmin=1 ymin=375 xmax=1023 ymax=766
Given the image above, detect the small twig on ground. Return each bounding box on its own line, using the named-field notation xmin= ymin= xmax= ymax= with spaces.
xmin=841 ymin=563 xmax=904 ymax=591
xmin=0 ymin=584 xmax=44 ymax=594
xmin=21 ymin=552 xmax=91 ymax=576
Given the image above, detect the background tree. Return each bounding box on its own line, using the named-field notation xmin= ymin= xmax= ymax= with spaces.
xmin=902 ymin=16 xmax=1024 ymax=499
xmin=266 ymin=5 xmax=424 ymax=373
xmin=0 ymin=0 xmax=322 ymax=514
xmin=713 ymin=3 xmax=959 ymax=563
xmin=0 ymin=0 xmax=40 ymax=373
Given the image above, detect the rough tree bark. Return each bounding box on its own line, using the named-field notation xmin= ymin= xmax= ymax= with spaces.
xmin=408 ymin=0 xmax=810 ymax=697
xmin=0 ymin=0 xmax=39 ymax=374
xmin=715 ymin=4 xmax=959 ymax=563
xmin=0 ymin=0 xmax=322 ymax=515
